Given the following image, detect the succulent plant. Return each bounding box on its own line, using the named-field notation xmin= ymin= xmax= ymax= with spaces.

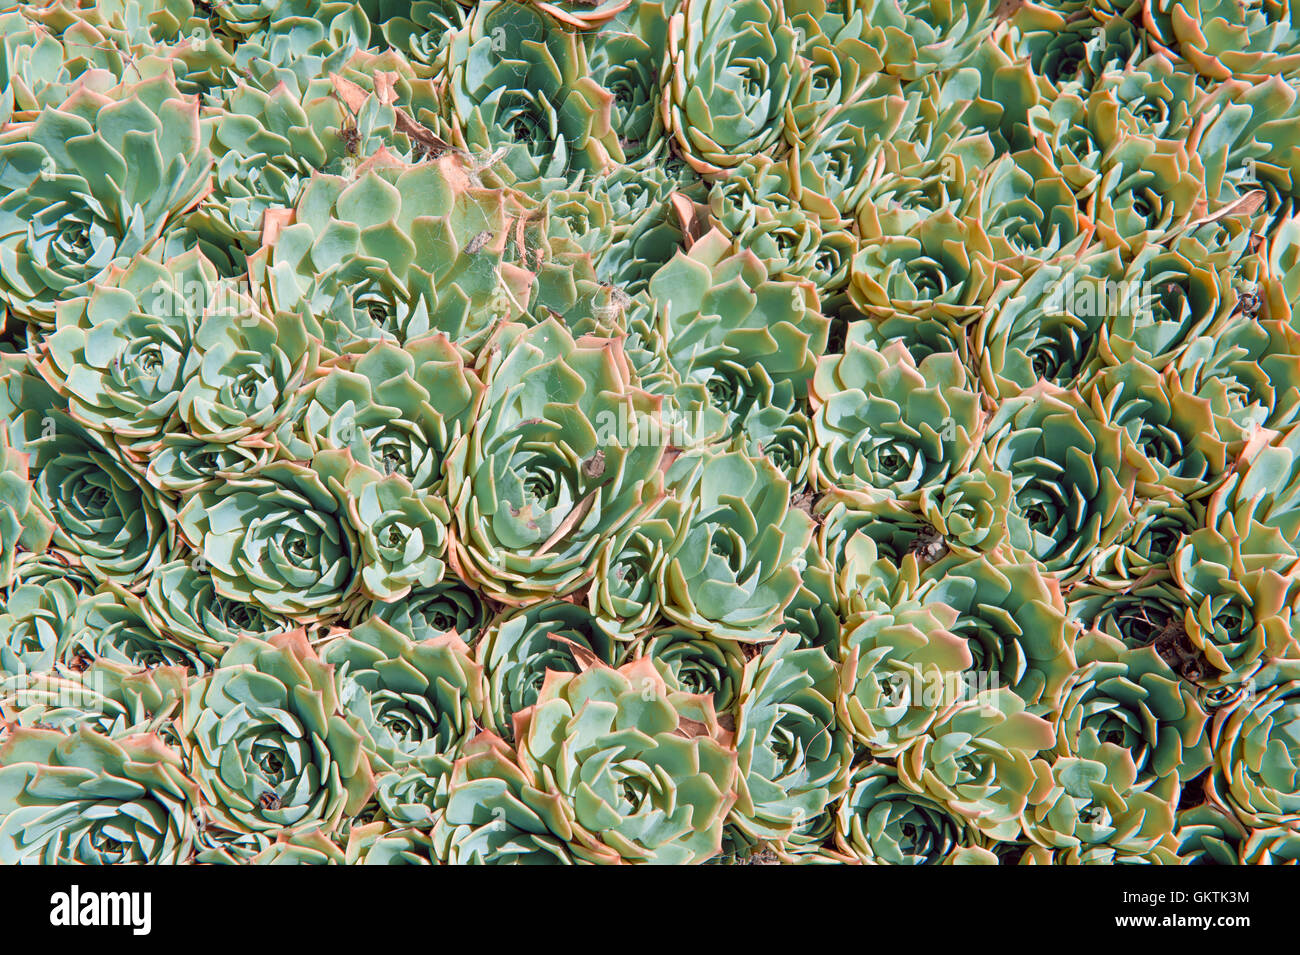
xmin=835 ymin=763 xmax=985 ymax=865
xmin=968 ymin=382 xmax=1134 ymax=581
xmin=0 ymin=74 xmax=212 ymax=329
xmin=635 ymin=624 xmax=747 ymax=713
xmin=180 ymin=630 xmax=376 ymax=836
xmin=177 ymin=452 xmax=365 ymax=621
xmin=1206 ymin=660 xmax=1300 ymax=829
xmin=0 ymin=727 xmax=198 ymax=864
xmin=249 ymin=150 xmax=533 ymax=354
xmin=730 ymin=634 xmax=851 ymax=844
xmin=446 ymin=319 xmax=666 ymax=605
xmin=0 ymin=359 xmax=170 ymax=590
xmin=475 ymin=599 xmax=621 ymax=735
xmin=658 ymin=447 xmax=813 ymax=641
xmin=441 ymin=0 xmax=621 ymax=192
xmin=898 ymin=687 xmax=1056 ymax=842
xmin=453 ymin=655 xmax=738 ymax=864
xmin=4 ymin=0 xmax=1300 ymax=869
xmin=838 ymin=599 xmax=973 ymax=757
xmin=809 ymin=332 xmax=982 ymax=498
xmin=661 ymin=0 xmax=802 ymax=176
xmin=319 ymin=615 xmax=484 ymax=774
xmin=0 ymin=430 xmax=51 ymax=589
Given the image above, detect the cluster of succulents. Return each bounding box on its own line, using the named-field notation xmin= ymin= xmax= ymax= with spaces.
xmin=1 ymin=0 xmax=1300 ymax=866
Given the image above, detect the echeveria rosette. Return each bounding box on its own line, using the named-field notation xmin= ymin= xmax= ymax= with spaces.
xmin=145 ymin=433 xmax=278 ymax=496
xmin=0 ymin=658 xmax=187 ymax=740
xmin=0 ymin=74 xmax=212 ymax=329
xmin=39 ymin=249 xmax=203 ymax=469
xmin=368 ymin=579 xmax=489 ymax=644
xmin=1088 ymin=359 xmax=1233 ymax=501
xmin=856 ymin=67 xmax=998 ymax=212
xmin=1205 ymin=423 xmax=1300 ymax=575
xmin=508 ymin=655 xmax=739 ymax=864
xmin=848 ymin=211 xmax=1014 ymax=329
xmin=1023 ymin=737 xmax=1179 ymax=859
xmin=0 ymin=727 xmax=198 ymax=864
xmin=544 ymin=187 xmax=616 ymax=267
xmin=0 ymin=7 xmax=132 ymax=119
xmin=186 ymin=79 xmax=379 ymax=270
xmin=141 ymin=559 xmax=291 ymax=661
xmin=994 ymin=3 xmax=1146 ymax=92
xmin=445 ymin=319 xmax=666 ymax=605
xmin=806 ymin=0 xmax=996 ymax=82
xmin=178 ymin=290 xmax=316 ymax=451
xmin=475 ymin=600 xmax=622 ymax=736
xmin=0 ymin=430 xmax=52 ymax=589
xmin=587 ymin=504 xmax=678 ymax=639
xmin=286 ymin=334 xmax=483 ymax=498
xmin=1172 ymin=524 xmax=1300 ymax=685
xmin=972 ymin=382 xmax=1135 ymax=581
xmin=63 ymin=588 xmax=207 ymax=674
xmin=636 ymin=625 xmax=747 ymax=713
xmin=346 ymin=469 xmax=450 ymax=603
xmin=811 ymin=491 xmax=924 ymax=616
xmin=1087 ymin=152 xmax=1214 ymax=256
xmin=662 ymin=0 xmax=801 ymax=176
xmin=634 ymin=231 xmax=829 ymax=443
xmin=1054 ymin=630 xmax=1213 ymax=809
xmin=1082 ymin=51 xmax=1207 ymax=157
xmin=18 ymin=406 xmax=169 ymax=591
xmin=707 ymin=156 xmax=855 ymax=295
xmin=1064 ymin=571 xmax=1198 ymax=659
xmin=43 ymin=246 xmax=314 ymax=471
xmin=585 ymin=3 xmax=670 ymax=167
xmin=341 ymin=821 xmax=434 ymax=864
xmin=659 ymin=447 xmax=813 ymax=642
xmin=431 ymin=731 xmax=572 ymax=864
xmin=1093 ymin=238 xmax=1239 ymax=374
xmin=249 ymin=151 xmax=532 ymax=354
xmin=809 ymin=332 xmax=982 ymax=500
xmin=1023 ymin=83 xmax=1105 ymax=200
xmin=1147 ymin=0 xmax=1300 ymax=82
xmin=973 ymin=254 xmax=1111 ymax=401
xmin=730 ymin=634 xmax=851 ymax=847
xmin=360 ymin=0 xmax=470 ymax=76
xmin=790 ymin=76 xmax=908 ymax=224
xmin=898 ymin=687 xmax=1056 ymax=842
xmin=784 ymin=23 xmax=888 ymax=141
xmin=963 ymin=151 xmax=1088 ymax=263
xmin=918 ymin=466 xmax=1016 ymax=554
xmin=1171 ymin=313 xmax=1300 ymax=446
xmin=0 ymin=580 xmax=79 ymax=677
xmin=911 ymin=552 xmax=1081 ymax=713
xmin=319 ymin=616 xmax=485 ymax=776
xmin=180 ymin=629 xmax=376 ymax=836
xmin=837 ymin=600 xmax=973 ymax=757
xmin=1083 ymin=496 xmax=1200 ymax=588
xmin=5 ymin=547 xmax=96 ymax=601
xmin=584 ymin=164 xmax=691 ymax=298
xmin=1203 ymin=660 xmax=1300 ymax=830
xmin=441 ymin=0 xmax=621 ymax=192
xmin=834 ymin=763 xmax=986 ymax=865
xmin=177 ymin=452 xmax=363 ymax=622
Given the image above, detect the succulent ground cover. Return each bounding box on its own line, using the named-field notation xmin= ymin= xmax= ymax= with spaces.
xmin=1 ymin=0 xmax=1299 ymax=866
